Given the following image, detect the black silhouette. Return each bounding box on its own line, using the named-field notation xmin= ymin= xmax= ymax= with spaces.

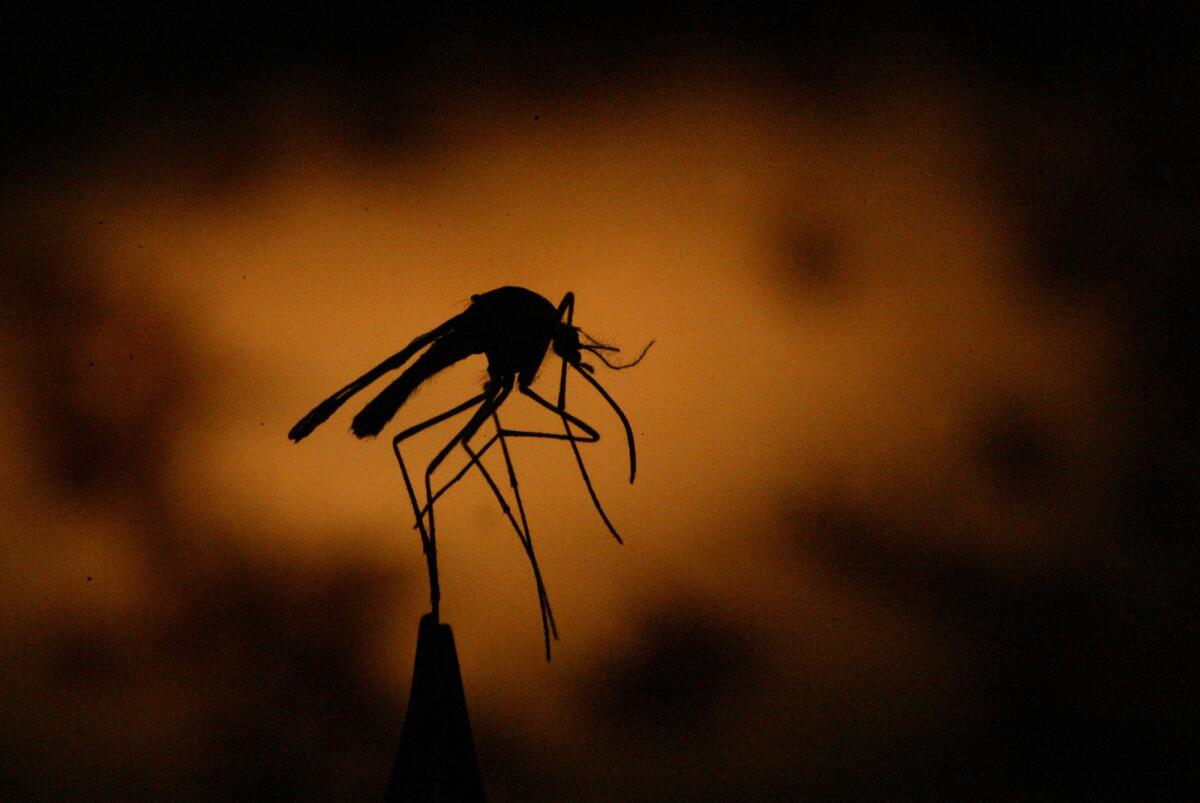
xmin=385 ymin=614 xmax=483 ymax=801
xmin=289 ymin=286 xmax=651 ymax=658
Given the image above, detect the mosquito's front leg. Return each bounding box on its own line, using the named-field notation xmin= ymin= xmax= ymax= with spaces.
xmin=519 ymin=379 xmax=624 ymax=544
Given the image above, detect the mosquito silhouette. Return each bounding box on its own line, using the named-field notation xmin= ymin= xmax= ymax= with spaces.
xmin=289 ymin=286 xmax=652 ymax=659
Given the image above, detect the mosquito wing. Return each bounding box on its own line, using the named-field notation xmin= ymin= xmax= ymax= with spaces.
xmin=348 ymin=332 xmax=477 ymax=438
xmin=288 ymin=316 xmax=458 ymax=442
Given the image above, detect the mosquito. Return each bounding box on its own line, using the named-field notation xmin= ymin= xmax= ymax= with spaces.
xmin=288 ymin=286 xmax=652 ymax=659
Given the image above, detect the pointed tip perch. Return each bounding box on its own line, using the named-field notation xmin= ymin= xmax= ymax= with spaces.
xmin=385 ymin=613 xmax=485 ymax=802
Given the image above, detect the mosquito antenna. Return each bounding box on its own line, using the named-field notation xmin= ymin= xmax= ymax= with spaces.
xmin=577 ymin=327 xmax=654 ymax=370
xmin=583 ymin=340 xmax=655 ymax=370
xmin=571 ymin=362 xmax=638 ymax=482
xmin=577 ymin=328 xmax=612 ymax=347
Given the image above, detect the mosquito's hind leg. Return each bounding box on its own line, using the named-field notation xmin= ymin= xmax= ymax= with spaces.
xmin=413 ymin=380 xmax=513 ymax=614
xmin=391 ymin=389 xmax=491 ymax=621
xmin=394 ymin=384 xmax=564 ymax=658
xmin=411 ymin=396 xmax=607 ymax=657
xmin=416 ymin=424 xmax=596 ymax=523
xmin=455 ymin=431 xmax=559 ymax=660
xmin=487 ymin=408 xmax=560 ymax=660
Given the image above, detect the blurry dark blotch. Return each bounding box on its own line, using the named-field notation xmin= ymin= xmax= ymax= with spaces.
xmin=583 ymin=602 xmax=751 ymax=735
xmin=792 ymin=496 xmax=1196 ymax=799
xmin=0 ymin=227 xmax=88 ymax=324
xmin=472 ymin=717 xmax=563 ymax=803
xmin=162 ymin=538 xmax=407 ymax=799
xmin=985 ymin=87 xmax=1187 ymax=299
xmin=774 ymin=217 xmax=846 ymax=297
xmin=42 ymin=624 xmax=126 ymax=687
xmin=0 ymin=224 xmax=420 ymax=796
xmin=990 ymin=96 xmax=1198 ymax=560
xmin=1022 ymin=173 xmax=1146 ymax=293
xmin=970 ymin=399 xmax=1057 ymax=499
xmin=1 ymin=523 xmax=409 ymax=797
xmin=180 ymin=544 xmax=396 ymax=690
xmin=0 ymin=238 xmax=195 ymax=497
xmin=991 ymin=94 xmax=1198 ymax=556
xmin=793 ymin=499 xmax=1004 ymax=616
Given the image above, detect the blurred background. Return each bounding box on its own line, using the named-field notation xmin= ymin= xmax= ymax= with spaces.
xmin=2 ymin=5 xmax=1195 ymax=800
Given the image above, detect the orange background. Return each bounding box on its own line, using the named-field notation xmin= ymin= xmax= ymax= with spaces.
xmin=2 ymin=9 xmax=1193 ymax=800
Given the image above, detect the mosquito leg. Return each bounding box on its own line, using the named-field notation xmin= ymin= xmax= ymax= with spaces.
xmin=490 ymin=408 xmax=559 ymax=660
xmin=409 ymin=402 xmax=591 ymax=658
xmin=400 ymin=382 xmax=602 ymax=656
xmin=407 ymin=387 xmax=564 ymax=658
xmin=392 ymin=444 xmax=441 ymax=618
xmin=414 ymin=423 xmax=599 ymax=526
xmin=521 ymin=385 xmax=602 ymax=440
xmin=410 ymin=359 xmax=597 ymax=527
xmin=396 ymin=378 xmax=565 ymax=647
xmin=392 ymin=390 xmax=491 ymax=621
xmin=519 ymin=381 xmax=624 ymax=544
xmin=551 ymin=297 xmax=621 ymax=537
xmin=455 ymin=415 xmax=609 ymax=654
xmin=456 ymin=430 xmax=558 ymax=660
xmin=412 ymin=432 xmax=503 ymax=527
xmin=416 ymin=384 xmax=508 ymax=616
xmin=570 ymin=363 xmax=638 ymax=481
